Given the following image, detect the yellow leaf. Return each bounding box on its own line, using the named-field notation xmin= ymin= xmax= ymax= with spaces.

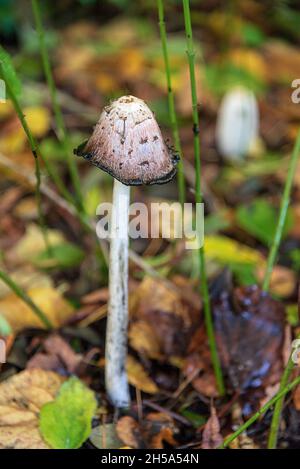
xmin=0 ymin=369 xmax=64 ymax=449
xmin=0 ymin=286 xmax=74 ymax=332
xmin=126 ymin=355 xmax=159 ymax=394
xmin=227 ymin=48 xmax=267 ymax=82
xmin=9 ymin=223 xmax=65 ymax=265
xmin=23 ymin=106 xmax=51 ymax=138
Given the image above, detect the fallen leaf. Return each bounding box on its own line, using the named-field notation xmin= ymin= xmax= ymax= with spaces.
xmin=256 ymin=265 xmax=296 ymax=298
xmin=8 ymin=223 xmax=65 ymax=265
xmin=40 ymin=376 xmax=97 ymax=449
xmin=201 ymin=406 xmax=223 ymax=449
xmin=126 ymin=355 xmax=159 ymax=394
xmin=144 ymin=412 xmax=177 ymax=449
xmin=0 ymin=369 xmax=63 ymax=449
xmin=90 ymin=423 xmax=123 ymax=449
xmin=27 ymin=334 xmax=82 ymax=374
xmin=129 ymin=277 xmax=199 ymax=361
xmin=214 ymin=285 xmax=285 ymax=390
xmin=116 ymin=416 xmax=140 ymax=449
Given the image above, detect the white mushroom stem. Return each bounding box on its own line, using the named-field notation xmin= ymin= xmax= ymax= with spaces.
xmin=105 ymin=178 xmax=130 ymax=408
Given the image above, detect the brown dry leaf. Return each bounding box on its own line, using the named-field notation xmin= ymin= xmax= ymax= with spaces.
xmin=0 ymin=369 xmax=64 ymax=448
xmin=214 ymin=285 xmax=285 ymax=390
xmin=183 ymin=351 xmax=218 ymax=398
xmin=201 ymin=406 xmax=223 ymax=449
xmin=126 ymin=355 xmax=159 ymax=395
xmin=129 ymin=277 xmax=199 ymax=361
xmin=0 ymin=286 xmax=74 ymax=333
xmin=256 ymin=265 xmax=296 ymax=298
xmin=116 ymin=416 xmax=140 ymax=449
xmin=27 ymin=334 xmax=82 ymax=374
xmin=144 ymin=413 xmax=177 ymax=449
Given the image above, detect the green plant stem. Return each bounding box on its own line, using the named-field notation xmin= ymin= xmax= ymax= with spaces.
xmin=220 ymin=374 xmax=300 ymax=449
xmin=262 ymin=129 xmax=300 ymax=448
xmin=157 ymin=0 xmax=186 ymax=207
xmin=31 ymin=0 xmax=83 ymax=212
xmin=263 ymin=130 xmax=300 ymax=291
xmin=0 ymin=66 xmax=51 ymax=253
xmin=0 ymin=269 xmax=53 ymax=329
xmin=182 ymin=0 xmax=225 ymax=396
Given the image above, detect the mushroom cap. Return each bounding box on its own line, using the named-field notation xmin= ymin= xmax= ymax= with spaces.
xmin=75 ymin=95 xmax=178 ymax=186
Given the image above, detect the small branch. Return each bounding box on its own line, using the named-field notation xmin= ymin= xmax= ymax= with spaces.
xmin=182 ymin=0 xmax=225 ymax=396
xmin=0 ymin=269 xmax=53 ymax=329
xmin=157 ymin=0 xmax=186 ymax=206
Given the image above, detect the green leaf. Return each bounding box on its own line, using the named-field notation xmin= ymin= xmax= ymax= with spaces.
xmin=33 ymin=242 xmax=85 ymax=269
xmin=236 ymin=198 xmax=293 ymax=246
xmin=180 ymin=410 xmax=206 ymax=428
xmin=40 ymin=377 xmax=97 ymax=449
xmin=0 ymin=45 xmax=21 ymax=97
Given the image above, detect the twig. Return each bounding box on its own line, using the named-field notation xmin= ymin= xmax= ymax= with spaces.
xmin=157 ymin=0 xmax=186 ymax=206
xmin=0 ymin=269 xmax=53 ymax=329
xmin=31 ymin=0 xmax=83 ymax=211
xmin=182 ymin=0 xmax=225 ymax=396
xmin=220 ymin=374 xmax=300 ymax=449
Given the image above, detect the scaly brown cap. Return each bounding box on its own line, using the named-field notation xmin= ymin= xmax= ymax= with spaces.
xmin=74 ymin=95 xmax=178 ymax=185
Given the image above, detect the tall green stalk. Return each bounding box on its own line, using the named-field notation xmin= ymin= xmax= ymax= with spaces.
xmin=220 ymin=373 xmax=300 ymax=449
xmin=265 ymin=130 xmax=300 ymax=448
xmin=157 ymin=0 xmax=186 ymax=206
xmin=263 ymin=130 xmax=300 ymax=291
xmin=0 ymin=269 xmax=53 ymax=329
xmin=0 ymin=63 xmax=51 ymax=252
xmin=182 ymin=0 xmax=225 ymax=395
xmin=31 ymin=0 xmax=83 ymax=212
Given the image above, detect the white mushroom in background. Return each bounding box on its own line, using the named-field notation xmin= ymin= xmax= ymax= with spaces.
xmin=216 ymin=87 xmax=259 ymax=162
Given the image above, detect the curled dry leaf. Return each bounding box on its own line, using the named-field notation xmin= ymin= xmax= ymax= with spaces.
xmin=116 ymin=416 xmax=141 ymax=449
xmin=0 ymin=286 xmax=74 ymax=333
xmin=201 ymin=406 xmax=223 ymax=449
xmin=214 ymin=285 xmax=285 ymax=390
xmin=126 ymin=355 xmax=159 ymax=394
xmin=129 ymin=276 xmax=200 ymax=361
xmin=0 ymin=369 xmax=64 ymax=449
xmin=144 ymin=412 xmax=177 ymax=449
xmin=27 ymin=334 xmax=82 ymax=374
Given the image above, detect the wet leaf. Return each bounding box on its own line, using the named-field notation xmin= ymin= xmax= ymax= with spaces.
xmin=40 ymin=376 xmax=97 ymax=449
xmin=214 ymin=285 xmax=285 ymax=390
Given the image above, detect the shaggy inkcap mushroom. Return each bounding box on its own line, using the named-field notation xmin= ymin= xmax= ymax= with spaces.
xmin=75 ymin=95 xmax=178 ymax=185
xmin=75 ymin=95 xmax=178 ymax=408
